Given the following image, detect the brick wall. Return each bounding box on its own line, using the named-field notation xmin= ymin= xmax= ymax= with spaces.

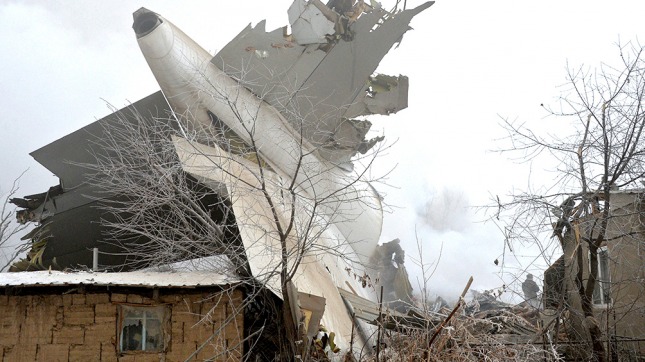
xmin=0 ymin=287 xmax=243 ymax=362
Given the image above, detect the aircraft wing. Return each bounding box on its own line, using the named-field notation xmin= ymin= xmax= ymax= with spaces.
xmin=12 ymin=92 xmax=174 ymax=269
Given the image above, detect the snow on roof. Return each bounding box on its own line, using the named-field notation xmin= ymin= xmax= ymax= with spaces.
xmin=0 ymin=270 xmax=239 ymax=288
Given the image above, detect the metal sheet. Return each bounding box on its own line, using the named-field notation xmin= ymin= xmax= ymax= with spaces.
xmin=173 ymin=136 xmax=378 ymax=348
xmin=212 ymin=2 xmax=434 ymax=166
xmin=0 ymin=270 xmax=238 ymax=288
xmin=30 ymin=92 xmax=171 ymax=191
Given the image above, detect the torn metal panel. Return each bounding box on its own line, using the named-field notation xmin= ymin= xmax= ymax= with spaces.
xmin=299 ymin=292 xmax=327 ymax=338
xmin=30 ymin=92 xmax=171 ymax=191
xmin=339 ymin=288 xmax=440 ymax=330
xmin=172 ymin=136 xmax=377 ymax=349
xmin=344 ymin=74 xmax=409 ymax=117
xmin=212 ymin=2 xmax=433 ymax=166
xmin=211 ymin=22 xmax=324 ymax=111
xmin=9 ymin=185 xmax=62 ymax=212
xmin=11 ymin=93 xmax=176 ymax=270
xmin=288 ymin=0 xmax=336 ymax=45
xmin=135 ymin=9 xmax=384 ymax=262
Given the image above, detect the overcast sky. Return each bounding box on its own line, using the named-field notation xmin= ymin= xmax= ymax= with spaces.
xmin=1 ymin=0 xmax=644 ymax=301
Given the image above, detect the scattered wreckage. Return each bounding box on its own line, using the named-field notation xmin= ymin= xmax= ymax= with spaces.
xmin=6 ymin=1 xmax=573 ymax=359
xmin=8 ymin=0 xmax=434 ymax=355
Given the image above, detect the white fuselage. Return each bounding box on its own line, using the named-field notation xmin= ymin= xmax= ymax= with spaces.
xmin=134 ymin=10 xmax=382 ymax=264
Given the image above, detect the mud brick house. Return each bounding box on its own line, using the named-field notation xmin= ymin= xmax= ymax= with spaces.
xmin=542 ymin=190 xmax=645 ymax=358
xmin=0 ymin=270 xmax=243 ymax=361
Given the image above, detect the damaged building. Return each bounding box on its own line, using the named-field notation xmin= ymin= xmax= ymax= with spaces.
xmin=542 ymin=190 xmax=645 ymax=359
xmin=0 ymin=271 xmax=244 ymax=361
xmin=3 ymin=0 xmax=433 ymax=359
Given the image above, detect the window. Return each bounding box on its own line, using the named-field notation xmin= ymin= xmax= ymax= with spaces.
xmin=118 ymin=305 xmax=169 ymax=353
xmin=592 ymin=247 xmax=611 ymax=305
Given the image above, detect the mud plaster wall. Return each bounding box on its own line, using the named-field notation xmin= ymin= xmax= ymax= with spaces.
xmin=0 ymin=287 xmax=243 ymax=362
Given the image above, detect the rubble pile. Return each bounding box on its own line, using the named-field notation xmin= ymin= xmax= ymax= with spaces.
xmin=371 ymin=291 xmax=561 ymax=361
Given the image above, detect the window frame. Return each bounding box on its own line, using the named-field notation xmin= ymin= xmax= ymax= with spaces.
xmin=117 ymin=304 xmax=170 ymax=354
xmin=591 ymin=246 xmax=611 ymax=306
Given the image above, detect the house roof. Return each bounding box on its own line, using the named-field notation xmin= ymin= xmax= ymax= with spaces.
xmin=0 ymin=270 xmax=239 ymax=289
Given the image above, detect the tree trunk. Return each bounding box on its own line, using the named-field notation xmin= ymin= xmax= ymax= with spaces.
xmin=563 ymin=227 xmax=606 ymax=361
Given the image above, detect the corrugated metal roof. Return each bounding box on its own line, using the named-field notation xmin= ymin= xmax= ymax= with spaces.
xmin=0 ymin=270 xmax=238 ymax=288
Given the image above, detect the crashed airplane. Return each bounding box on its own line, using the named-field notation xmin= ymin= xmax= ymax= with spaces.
xmin=10 ymin=0 xmax=432 ymax=353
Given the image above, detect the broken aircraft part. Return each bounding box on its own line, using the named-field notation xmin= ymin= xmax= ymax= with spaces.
xmin=211 ymin=1 xmax=433 ymax=167
xmin=288 ymin=0 xmax=337 ymax=45
xmin=13 ymin=0 xmax=432 ymax=352
xmin=132 ymin=5 xmax=404 ymax=265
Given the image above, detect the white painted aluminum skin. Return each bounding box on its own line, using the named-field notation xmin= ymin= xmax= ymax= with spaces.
xmin=133 ymin=8 xmax=382 ymax=264
xmin=173 ymin=136 xmax=377 ymax=350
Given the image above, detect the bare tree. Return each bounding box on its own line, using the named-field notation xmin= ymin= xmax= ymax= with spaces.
xmin=79 ymin=71 xmax=387 ymax=358
xmin=0 ymin=173 xmax=28 ymax=272
xmin=494 ymin=42 xmax=645 ymax=361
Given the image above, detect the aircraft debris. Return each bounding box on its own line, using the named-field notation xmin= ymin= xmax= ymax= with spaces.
xmin=369 ymin=238 xmax=413 ymax=309
xmin=11 ymin=0 xmax=434 ymax=353
xmin=288 ymin=0 xmax=337 ymax=44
